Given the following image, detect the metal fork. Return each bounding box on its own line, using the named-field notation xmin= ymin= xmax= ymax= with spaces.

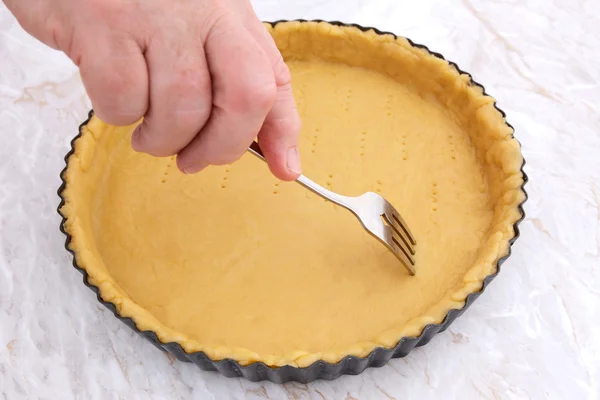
xmin=248 ymin=141 xmax=417 ymax=275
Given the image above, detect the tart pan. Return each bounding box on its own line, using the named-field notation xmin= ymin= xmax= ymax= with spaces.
xmin=57 ymin=20 xmax=528 ymax=383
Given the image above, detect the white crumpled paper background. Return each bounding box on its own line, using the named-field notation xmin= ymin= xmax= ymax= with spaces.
xmin=1 ymin=0 xmax=599 ymax=398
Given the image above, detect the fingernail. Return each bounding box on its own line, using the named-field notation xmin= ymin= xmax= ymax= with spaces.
xmin=286 ymin=146 xmax=302 ymax=174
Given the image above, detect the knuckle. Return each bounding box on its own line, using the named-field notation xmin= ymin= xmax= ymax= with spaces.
xmin=271 ymin=54 xmax=291 ymax=86
xmin=264 ymin=109 xmax=302 ymax=138
xmin=286 ymin=112 xmax=302 ymax=135
xmin=251 ymin=81 xmax=278 ymax=110
xmin=44 ymin=13 xmax=64 ymax=50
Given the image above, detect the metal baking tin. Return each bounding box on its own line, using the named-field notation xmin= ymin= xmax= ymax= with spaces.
xmin=57 ymin=20 xmax=528 ymax=383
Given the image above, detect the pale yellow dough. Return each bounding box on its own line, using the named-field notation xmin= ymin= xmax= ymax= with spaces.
xmin=60 ymin=21 xmax=525 ymax=367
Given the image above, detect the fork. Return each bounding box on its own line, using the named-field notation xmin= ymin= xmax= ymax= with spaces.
xmin=248 ymin=141 xmax=417 ymax=275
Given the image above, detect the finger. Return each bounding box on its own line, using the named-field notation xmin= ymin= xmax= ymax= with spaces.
xmin=176 ymin=20 xmax=276 ymax=174
xmin=131 ymin=35 xmax=212 ymax=157
xmin=244 ymin=19 xmax=303 ymax=180
xmin=257 ymin=81 xmax=302 ymax=180
xmin=3 ymin=0 xmax=62 ymax=50
xmin=78 ymin=34 xmax=148 ymax=126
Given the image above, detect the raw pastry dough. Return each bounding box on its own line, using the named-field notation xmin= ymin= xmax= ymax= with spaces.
xmin=60 ymin=21 xmax=525 ymax=367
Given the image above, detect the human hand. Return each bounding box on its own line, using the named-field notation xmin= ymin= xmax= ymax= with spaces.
xmin=4 ymin=0 xmax=302 ymax=180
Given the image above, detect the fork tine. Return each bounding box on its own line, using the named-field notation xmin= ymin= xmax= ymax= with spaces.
xmin=388 ymin=205 xmax=417 ymax=246
xmin=383 ymin=207 xmax=416 ymax=256
xmin=385 ymin=215 xmax=416 ymax=256
xmin=386 ymin=229 xmax=416 ymax=275
xmin=390 ymin=228 xmax=416 ymax=265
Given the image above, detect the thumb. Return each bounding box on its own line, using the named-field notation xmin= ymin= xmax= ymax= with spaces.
xmin=247 ymin=20 xmax=303 ymax=181
xmin=257 ymin=78 xmax=303 ymax=180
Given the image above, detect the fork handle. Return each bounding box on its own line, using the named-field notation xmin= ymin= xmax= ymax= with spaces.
xmin=247 ymin=141 xmax=357 ymax=210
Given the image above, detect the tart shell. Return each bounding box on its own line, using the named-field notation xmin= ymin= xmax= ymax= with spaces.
xmin=57 ymin=20 xmax=528 ymax=383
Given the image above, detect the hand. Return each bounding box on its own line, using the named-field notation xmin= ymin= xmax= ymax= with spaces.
xmin=3 ymin=0 xmax=302 ymax=180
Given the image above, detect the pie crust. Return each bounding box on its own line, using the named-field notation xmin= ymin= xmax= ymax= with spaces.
xmin=59 ymin=21 xmax=526 ymax=369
